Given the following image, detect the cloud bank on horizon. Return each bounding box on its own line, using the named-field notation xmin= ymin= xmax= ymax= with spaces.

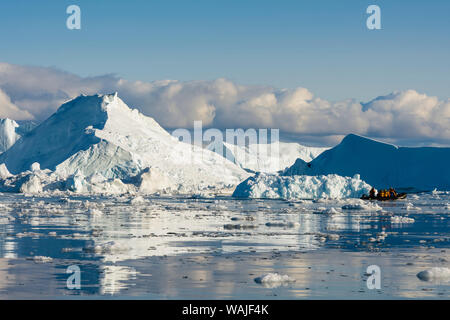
xmin=0 ymin=62 xmax=449 ymax=146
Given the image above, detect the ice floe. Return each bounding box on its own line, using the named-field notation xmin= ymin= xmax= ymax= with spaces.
xmin=417 ymin=267 xmax=450 ymax=282
xmin=254 ymin=273 xmax=296 ymax=288
xmin=390 ymin=216 xmax=415 ymax=224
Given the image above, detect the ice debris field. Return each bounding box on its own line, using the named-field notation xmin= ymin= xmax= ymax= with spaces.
xmin=0 ymin=191 xmax=449 ymax=298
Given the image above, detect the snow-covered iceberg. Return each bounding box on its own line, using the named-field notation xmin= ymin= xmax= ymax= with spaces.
xmin=207 ymin=140 xmax=327 ymax=173
xmin=232 ymin=173 xmax=372 ymax=200
xmin=284 ymin=134 xmax=450 ymax=191
xmin=0 ymin=93 xmax=249 ymax=194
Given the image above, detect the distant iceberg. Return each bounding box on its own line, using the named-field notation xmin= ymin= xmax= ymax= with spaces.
xmin=284 ymin=134 xmax=450 ymax=191
xmin=207 ymin=140 xmax=327 ymax=173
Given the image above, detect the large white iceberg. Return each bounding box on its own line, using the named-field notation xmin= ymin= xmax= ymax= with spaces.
xmin=0 ymin=93 xmax=249 ymax=194
xmin=284 ymin=134 xmax=450 ymax=191
xmin=232 ymin=173 xmax=372 ymax=200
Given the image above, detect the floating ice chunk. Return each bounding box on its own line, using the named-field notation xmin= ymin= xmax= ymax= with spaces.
xmin=90 ymin=241 xmax=130 ymax=254
xmin=417 ymin=267 xmax=450 ymax=282
xmin=254 ymin=273 xmax=296 ymax=288
xmin=33 ymin=256 xmax=53 ymax=263
xmin=0 ymin=215 xmax=12 ymax=224
xmin=128 ymin=195 xmax=147 ymax=205
xmin=327 ymin=234 xmax=340 ymax=241
xmin=376 ymin=231 xmax=388 ymax=241
xmin=390 ymin=216 xmax=415 ymax=224
xmin=316 ymin=207 xmax=342 ymax=215
xmin=88 ymin=208 xmax=103 ymax=216
xmin=405 ymin=203 xmax=421 ymax=211
xmin=341 ymin=200 xmax=382 ymax=211
xmin=31 ymin=162 xmax=41 ymax=172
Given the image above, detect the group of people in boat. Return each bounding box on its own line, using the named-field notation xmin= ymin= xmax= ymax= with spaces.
xmin=369 ymin=187 xmax=398 ymax=200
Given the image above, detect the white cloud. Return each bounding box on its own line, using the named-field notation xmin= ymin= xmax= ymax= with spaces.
xmin=0 ymin=88 xmax=34 ymax=120
xmin=0 ymin=62 xmax=449 ymax=145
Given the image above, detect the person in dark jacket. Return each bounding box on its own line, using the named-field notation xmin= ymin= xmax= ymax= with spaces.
xmin=369 ymin=187 xmax=376 ymax=199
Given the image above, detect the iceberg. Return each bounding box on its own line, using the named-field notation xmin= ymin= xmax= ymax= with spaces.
xmin=207 ymin=140 xmax=327 ymax=173
xmin=417 ymin=267 xmax=450 ymax=282
xmin=254 ymin=273 xmax=296 ymax=288
xmin=232 ymin=173 xmax=372 ymax=200
xmin=0 ymin=93 xmax=249 ymax=194
xmin=284 ymin=134 xmax=450 ymax=191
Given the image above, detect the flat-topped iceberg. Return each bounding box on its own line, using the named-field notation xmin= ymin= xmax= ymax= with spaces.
xmin=232 ymin=173 xmax=372 ymax=200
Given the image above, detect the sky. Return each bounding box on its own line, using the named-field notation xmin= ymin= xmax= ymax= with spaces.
xmin=0 ymin=0 xmax=449 ymax=146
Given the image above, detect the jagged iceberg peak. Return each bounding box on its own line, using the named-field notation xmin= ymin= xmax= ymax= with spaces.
xmin=56 ymin=92 xmax=129 ymax=117
xmin=0 ymin=93 xmax=167 ymax=174
xmin=55 ymin=92 xmax=166 ymax=135
xmin=0 ymin=93 xmax=249 ymax=194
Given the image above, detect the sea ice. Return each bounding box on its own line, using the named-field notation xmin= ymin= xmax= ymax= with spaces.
xmin=32 ymin=256 xmax=53 ymax=263
xmin=390 ymin=216 xmax=415 ymax=224
xmin=254 ymin=273 xmax=296 ymax=288
xmin=417 ymin=267 xmax=450 ymax=282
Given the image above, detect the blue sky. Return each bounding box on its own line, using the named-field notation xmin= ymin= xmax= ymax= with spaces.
xmin=0 ymin=0 xmax=449 ymax=102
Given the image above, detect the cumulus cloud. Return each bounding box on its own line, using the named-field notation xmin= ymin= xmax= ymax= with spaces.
xmin=0 ymin=88 xmax=34 ymax=120
xmin=0 ymin=62 xmax=449 ymax=145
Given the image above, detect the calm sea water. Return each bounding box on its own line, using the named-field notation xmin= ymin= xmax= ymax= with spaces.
xmin=0 ymin=191 xmax=449 ymax=299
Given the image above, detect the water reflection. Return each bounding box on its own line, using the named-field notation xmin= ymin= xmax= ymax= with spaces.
xmin=0 ymin=192 xmax=448 ymax=298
